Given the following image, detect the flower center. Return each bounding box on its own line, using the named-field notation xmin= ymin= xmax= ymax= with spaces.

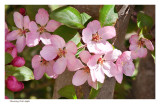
xmin=57 ymin=48 xmax=66 ymax=58
xmin=84 ymin=66 xmax=90 ymax=73
xmin=92 ymin=32 xmax=102 ymax=42
xmin=38 ymin=26 xmax=45 ymax=34
xmin=18 ymin=29 xmax=28 ymax=36
xmin=137 ymin=40 xmax=144 ymax=48
xmin=40 ymin=58 xmax=48 ymax=65
xmin=97 ymin=57 xmax=104 ymax=65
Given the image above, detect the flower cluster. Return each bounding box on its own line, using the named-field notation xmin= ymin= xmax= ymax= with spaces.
xmin=5 ymin=7 xmax=154 ymax=94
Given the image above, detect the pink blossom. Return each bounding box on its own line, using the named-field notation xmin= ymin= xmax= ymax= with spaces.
xmin=5 ymin=22 xmax=9 ymax=40
xmin=5 ymin=41 xmax=17 ymax=58
xmin=129 ymin=34 xmax=154 ymax=59
xmin=87 ymin=49 xmax=122 ymax=83
xmin=27 ymin=8 xmax=61 ymax=47
xmin=6 ymin=76 xmax=24 ymax=92
xmin=82 ymin=20 xmax=116 ymax=54
xmin=72 ymin=51 xmax=97 ymax=89
xmin=40 ymin=35 xmax=83 ymax=75
xmin=115 ymin=51 xmax=135 ymax=83
xmin=32 ymin=55 xmax=58 ymax=80
xmin=5 ymin=96 xmax=9 ymax=99
xmin=11 ymin=56 xmax=25 ymax=67
xmin=6 ymin=12 xmax=30 ymax=53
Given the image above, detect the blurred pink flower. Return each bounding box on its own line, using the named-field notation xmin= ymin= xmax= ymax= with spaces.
xmin=27 ymin=8 xmax=61 ymax=47
xmin=129 ymin=34 xmax=154 ymax=59
xmin=5 ymin=22 xmax=9 ymax=40
xmin=5 ymin=96 xmax=9 ymax=99
xmin=6 ymin=12 xmax=30 ymax=53
xmin=82 ymin=20 xmax=116 ymax=54
xmin=11 ymin=56 xmax=25 ymax=67
xmin=87 ymin=49 xmax=122 ymax=83
xmin=6 ymin=76 xmax=24 ymax=92
xmin=40 ymin=35 xmax=83 ymax=75
xmin=72 ymin=51 xmax=97 ymax=89
xmin=115 ymin=51 xmax=135 ymax=83
xmin=5 ymin=41 xmax=17 ymax=59
xmin=32 ymin=55 xmax=58 ymax=80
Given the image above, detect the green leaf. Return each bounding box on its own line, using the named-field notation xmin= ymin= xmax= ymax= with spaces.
xmin=89 ymin=88 xmax=100 ymax=99
xmin=5 ymin=88 xmax=14 ymax=99
xmin=53 ymin=25 xmax=80 ymax=44
xmin=25 ymin=5 xmax=50 ymax=21
xmin=127 ymin=19 xmax=138 ymax=33
xmin=99 ymin=5 xmax=118 ymax=26
xmin=137 ymin=12 xmax=154 ymax=31
xmin=5 ymin=53 xmax=13 ymax=65
xmin=5 ymin=65 xmax=34 ymax=81
xmin=75 ymin=42 xmax=85 ymax=58
xmin=50 ymin=6 xmax=84 ymax=29
xmin=151 ymin=49 xmax=155 ymax=61
xmin=80 ymin=12 xmax=92 ymax=26
xmin=58 ymin=85 xmax=77 ymax=99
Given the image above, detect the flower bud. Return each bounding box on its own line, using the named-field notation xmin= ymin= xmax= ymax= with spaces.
xmin=19 ymin=8 xmax=26 ymax=16
xmin=11 ymin=56 xmax=25 ymax=67
xmin=6 ymin=76 xmax=24 ymax=92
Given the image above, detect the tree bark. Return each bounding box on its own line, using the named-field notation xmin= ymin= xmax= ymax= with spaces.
xmin=131 ymin=5 xmax=155 ymax=99
xmin=52 ymin=5 xmax=135 ymax=99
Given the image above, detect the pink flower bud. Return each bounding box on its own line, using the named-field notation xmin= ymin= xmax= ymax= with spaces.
xmin=11 ymin=56 xmax=25 ymax=67
xmin=5 ymin=96 xmax=9 ymax=99
xmin=6 ymin=76 xmax=24 ymax=92
xmin=5 ymin=41 xmax=17 ymax=59
xmin=19 ymin=8 xmax=26 ymax=16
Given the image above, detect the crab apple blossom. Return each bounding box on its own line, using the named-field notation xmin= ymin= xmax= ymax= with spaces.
xmin=27 ymin=8 xmax=61 ymax=47
xmin=5 ymin=22 xmax=9 ymax=40
xmin=114 ymin=51 xmax=135 ymax=83
xmin=129 ymin=34 xmax=154 ymax=59
xmin=6 ymin=12 xmax=30 ymax=53
xmin=11 ymin=56 xmax=25 ymax=67
xmin=6 ymin=76 xmax=24 ymax=92
xmin=5 ymin=41 xmax=17 ymax=58
xmin=82 ymin=20 xmax=116 ymax=54
xmin=40 ymin=35 xmax=83 ymax=75
xmin=32 ymin=55 xmax=58 ymax=80
xmin=72 ymin=51 xmax=97 ymax=89
xmin=87 ymin=49 xmax=122 ymax=83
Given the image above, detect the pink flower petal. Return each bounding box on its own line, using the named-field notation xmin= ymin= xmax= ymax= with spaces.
xmin=6 ymin=30 xmax=20 ymax=41
xmin=79 ymin=50 xmax=91 ymax=64
xmin=34 ymin=65 xmax=46 ymax=80
xmin=53 ymin=57 xmax=67 ymax=74
xmin=32 ymin=55 xmax=41 ymax=69
xmin=129 ymin=34 xmax=139 ymax=44
xmin=137 ymin=47 xmax=147 ymax=58
xmin=23 ymin=16 xmax=30 ymax=29
xmin=86 ymin=20 xmax=101 ymax=34
xmin=50 ymin=35 xmax=66 ymax=49
xmin=16 ymin=35 xmax=26 ymax=53
xmin=6 ymin=76 xmax=24 ymax=92
xmin=45 ymin=20 xmax=61 ymax=32
xmin=131 ymin=51 xmax=138 ymax=59
xmin=14 ymin=12 xmax=23 ymax=29
xmin=40 ymin=32 xmax=52 ymax=45
xmin=5 ymin=41 xmax=17 ymax=58
xmin=143 ymin=39 xmax=154 ymax=51
xmin=66 ymin=41 xmax=77 ymax=54
xmin=35 ymin=8 xmax=49 ymax=26
xmin=123 ymin=61 xmax=135 ymax=76
xmin=103 ymin=61 xmax=117 ymax=77
xmin=11 ymin=56 xmax=25 ymax=67
xmin=96 ymin=41 xmax=113 ymax=54
xmin=87 ymin=42 xmax=99 ymax=54
xmin=115 ymin=73 xmax=123 ymax=84
xmin=129 ymin=44 xmax=138 ymax=51
xmin=72 ymin=70 xmax=88 ymax=86
xmin=45 ymin=60 xmax=55 ymax=77
xmin=82 ymin=28 xmax=92 ymax=43
xmin=94 ymin=65 xmax=105 ymax=83
xmin=26 ymin=32 xmax=40 ymax=47
xmin=104 ymin=49 xmax=122 ymax=62
xmin=40 ymin=45 xmax=58 ymax=61
xmin=98 ymin=26 xmax=116 ymax=40
xmin=29 ymin=21 xmax=38 ymax=32
xmin=66 ymin=53 xmax=84 ymax=71
xmin=87 ymin=54 xmax=101 ymax=70
xmin=87 ymin=74 xmax=97 ymax=89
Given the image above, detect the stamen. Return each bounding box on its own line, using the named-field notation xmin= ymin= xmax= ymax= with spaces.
xmin=40 ymin=58 xmax=48 ymax=65
xmin=137 ymin=39 xmax=144 ymax=48
xmin=84 ymin=66 xmax=90 ymax=73
xmin=57 ymin=48 xmax=66 ymax=58
xmin=38 ymin=26 xmax=45 ymax=34
xmin=97 ymin=57 xmax=104 ymax=65
xmin=92 ymin=32 xmax=102 ymax=42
